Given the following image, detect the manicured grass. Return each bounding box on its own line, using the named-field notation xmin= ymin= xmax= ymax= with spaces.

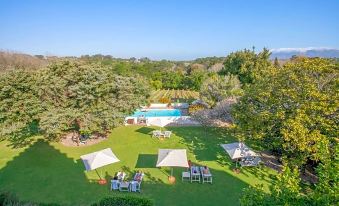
xmin=0 ymin=126 xmax=276 ymax=205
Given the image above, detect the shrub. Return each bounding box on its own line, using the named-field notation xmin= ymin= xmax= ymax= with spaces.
xmin=188 ymin=104 xmax=205 ymax=114
xmin=0 ymin=191 xmax=61 ymax=206
xmin=92 ymin=196 xmax=153 ymax=206
xmin=158 ymin=97 xmax=171 ymax=104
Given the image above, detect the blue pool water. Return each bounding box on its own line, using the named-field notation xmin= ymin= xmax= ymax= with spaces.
xmin=132 ymin=109 xmax=181 ymax=117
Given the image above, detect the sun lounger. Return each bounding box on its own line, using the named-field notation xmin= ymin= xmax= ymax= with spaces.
xmin=200 ymin=167 xmax=212 ymax=184
xmin=131 ymin=172 xmax=144 ymax=192
xmin=190 ymin=166 xmax=201 ymax=183
xmin=130 ymin=180 xmax=141 ymax=192
xmin=110 ymin=179 xmax=119 ymax=190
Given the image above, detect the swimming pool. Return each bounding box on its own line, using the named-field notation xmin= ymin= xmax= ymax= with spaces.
xmin=131 ymin=109 xmax=181 ymax=117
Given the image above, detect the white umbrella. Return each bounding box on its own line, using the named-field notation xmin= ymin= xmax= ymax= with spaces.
xmin=80 ymin=148 xmax=120 ymax=179
xmin=149 ymin=118 xmax=170 ymax=129
xmin=156 ymin=149 xmax=189 ymax=176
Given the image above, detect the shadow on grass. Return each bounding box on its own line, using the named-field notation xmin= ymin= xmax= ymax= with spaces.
xmin=135 ymin=127 xmax=154 ymax=135
xmin=0 ymin=139 xmax=103 ymax=205
xmin=170 ymin=126 xmax=237 ymax=163
xmin=135 ymin=154 xmax=157 ymax=168
xmin=5 ymin=121 xmax=40 ymax=148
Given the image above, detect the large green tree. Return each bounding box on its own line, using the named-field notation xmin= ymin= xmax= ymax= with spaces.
xmin=0 ymin=61 xmax=150 ymax=143
xmin=232 ymin=58 xmax=338 ymax=165
xmin=37 ymin=61 xmax=150 ymax=138
xmin=220 ymin=48 xmax=272 ymax=84
xmin=200 ymin=74 xmax=242 ymax=107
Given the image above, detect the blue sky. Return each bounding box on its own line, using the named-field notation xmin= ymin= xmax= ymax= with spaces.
xmin=0 ymin=0 xmax=338 ymax=60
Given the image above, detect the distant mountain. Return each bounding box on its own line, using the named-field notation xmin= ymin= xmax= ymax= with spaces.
xmin=270 ymin=47 xmax=339 ymax=59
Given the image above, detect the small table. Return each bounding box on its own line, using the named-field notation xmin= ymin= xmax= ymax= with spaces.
xmin=119 ymin=181 xmax=130 ymax=192
xmin=182 ymin=172 xmax=190 ymax=182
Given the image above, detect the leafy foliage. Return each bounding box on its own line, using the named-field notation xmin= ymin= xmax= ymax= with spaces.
xmin=240 ymin=165 xmax=308 ymax=206
xmin=92 ymin=196 xmax=153 ymax=206
xmin=232 ymin=58 xmax=338 ymax=164
xmin=220 ymin=48 xmax=272 ymax=84
xmin=200 ymin=74 xmax=242 ymax=107
xmin=0 ymin=61 xmax=150 ymax=143
xmin=0 ymin=70 xmax=42 ymax=144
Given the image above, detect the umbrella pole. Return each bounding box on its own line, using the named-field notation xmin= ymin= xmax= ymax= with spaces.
xmin=95 ymin=169 xmax=102 ymax=179
xmin=171 ymin=167 xmax=173 ymax=176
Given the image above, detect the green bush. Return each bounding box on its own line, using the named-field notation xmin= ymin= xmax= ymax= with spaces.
xmin=0 ymin=191 xmax=61 ymax=206
xmin=92 ymin=196 xmax=153 ymax=206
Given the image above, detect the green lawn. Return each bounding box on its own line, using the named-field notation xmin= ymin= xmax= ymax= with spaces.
xmin=0 ymin=126 xmax=276 ymax=205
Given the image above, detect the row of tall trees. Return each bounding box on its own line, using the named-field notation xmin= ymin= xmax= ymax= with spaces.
xmin=0 ymin=61 xmax=150 ymax=146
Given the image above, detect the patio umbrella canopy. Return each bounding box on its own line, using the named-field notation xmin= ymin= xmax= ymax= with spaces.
xmin=156 ymin=149 xmax=189 ymax=168
xmin=149 ymin=118 xmax=170 ymax=128
xmin=80 ymin=148 xmax=120 ymax=171
xmin=221 ymin=142 xmax=258 ymax=160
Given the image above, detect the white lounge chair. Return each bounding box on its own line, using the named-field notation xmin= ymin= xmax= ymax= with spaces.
xmin=130 ymin=172 xmax=144 ymax=192
xmin=110 ymin=179 xmax=119 ymax=190
xmin=190 ymin=166 xmax=201 ymax=183
xmin=200 ymin=167 xmax=212 ymax=184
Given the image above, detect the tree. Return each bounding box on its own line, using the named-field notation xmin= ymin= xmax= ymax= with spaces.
xmin=0 ymin=70 xmax=41 ymax=146
xmin=240 ymin=165 xmax=308 ymax=206
xmin=37 ymin=61 xmax=150 ymax=138
xmin=0 ymin=61 xmax=150 ymax=144
xmin=200 ymin=74 xmax=242 ymax=107
xmin=220 ymin=48 xmax=272 ymax=84
xmin=232 ymin=58 xmax=338 ymax=165
xmin=273 ymin=57 xmax=280 ymax=68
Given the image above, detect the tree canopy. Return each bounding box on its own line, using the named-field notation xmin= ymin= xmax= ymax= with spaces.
xmin=232 ymin=57 xmax=338 ymax=165
xmin=200 ymin=74 xmax=242 ymax=107
xmin=0 ymin=61 xmax=150 ymax=144
xmin=220 ymin=48 xmax=272 ymax=84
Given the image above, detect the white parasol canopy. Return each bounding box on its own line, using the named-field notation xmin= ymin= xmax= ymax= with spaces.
xmin=80 ymin=148 xmax=120 ymax=171
xmin=156 ymin=149 xmax=189 ymax=168
xmin=149 ymin=118 xmax=171 ymax=128
xmin=221 ymin=142 xmax=258 ymax=160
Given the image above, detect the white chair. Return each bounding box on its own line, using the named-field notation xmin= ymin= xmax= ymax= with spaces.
xmin=130 ymin=181 xmax=141 ymax=192
xmin=163 ymin=131 xmax=172 ymax=138
xmin=182 ymin=171 xmax=190 ymax=182
xmin=111 ymin=179 xmax=119 ymax=190
xmin=200 ymin=167 xmax=212 ymax=184
xmin=190 ymin=166 xmax=201 ymax=183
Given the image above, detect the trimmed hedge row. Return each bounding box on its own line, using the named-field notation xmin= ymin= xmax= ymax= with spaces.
xmin=0 ymin=191 xmax=153 ymax=206
xmin=92 ymin=196 xmax=153 ymax=206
